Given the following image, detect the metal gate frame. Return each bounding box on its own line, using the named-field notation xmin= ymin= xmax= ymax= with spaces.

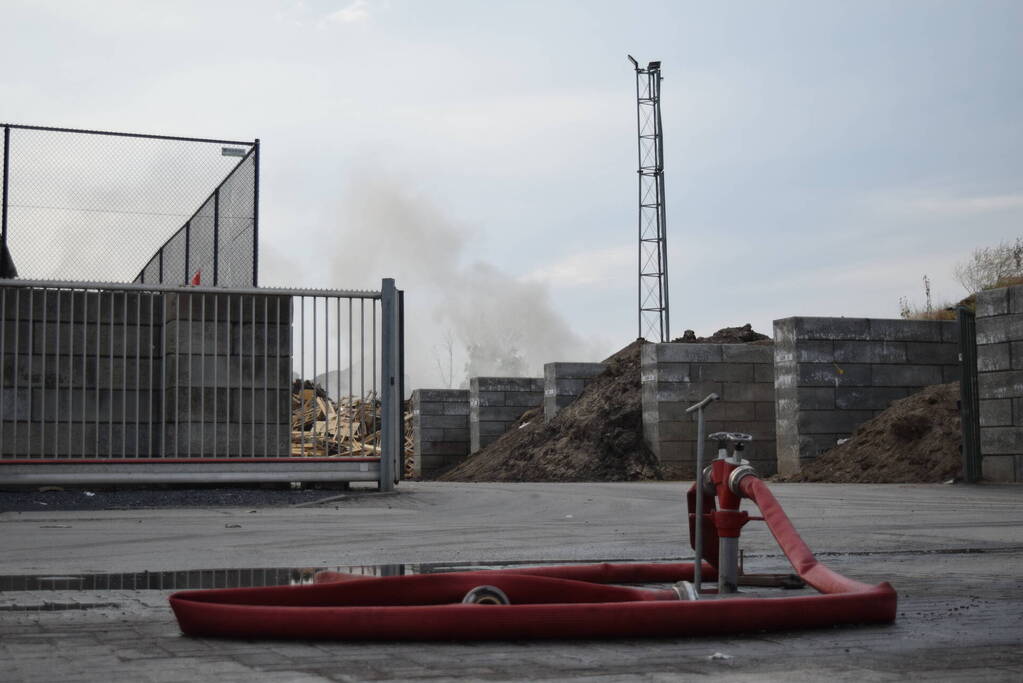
xmin=0 ymin=278 xmax=403 ymax=490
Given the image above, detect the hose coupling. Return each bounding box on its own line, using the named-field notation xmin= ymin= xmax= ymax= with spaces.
xmin=728 ymin=464 xmax=758 ymax=497
xmin=462 ymin=585 xmax=510 ymax=605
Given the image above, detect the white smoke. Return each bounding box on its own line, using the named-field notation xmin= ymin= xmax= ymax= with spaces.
xmin=326 ymin=172 xmax=601 ymax=390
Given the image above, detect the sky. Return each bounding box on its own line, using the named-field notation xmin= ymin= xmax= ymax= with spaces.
xmin=2 ymin=0 xmax=1022 ymax=388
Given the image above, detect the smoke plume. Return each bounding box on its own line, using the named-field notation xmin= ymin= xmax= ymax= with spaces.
xmin=327 ymin=173 xmax=598 ymax=390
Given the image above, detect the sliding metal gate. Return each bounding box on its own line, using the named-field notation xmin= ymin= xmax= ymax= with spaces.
xmin=0 ymin=278 xmax=402 ymax=490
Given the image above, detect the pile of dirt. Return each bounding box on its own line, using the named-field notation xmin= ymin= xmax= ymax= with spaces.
xmin=673 ymin=323 xmax=771 ymax=344
xmin=439 ymin=339 xmax=661 ymax=482
xmin=778 ymin=382 xmax=963 ymax=483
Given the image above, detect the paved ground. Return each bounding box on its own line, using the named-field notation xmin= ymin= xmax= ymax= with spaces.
xmin=1 ymin=481 xmax=1021 ymax=682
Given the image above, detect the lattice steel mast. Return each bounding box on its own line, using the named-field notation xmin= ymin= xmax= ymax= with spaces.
xmin=629 ymin=55 xmax=670 ymax=342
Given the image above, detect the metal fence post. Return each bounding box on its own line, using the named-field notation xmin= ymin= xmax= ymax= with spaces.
xmin=252 ymin=139 xmax=260 ymax=288
xmin=379 ymin=278 xmax=400 ymax=491
xmin=213 ymin=188 xmax=220 ymax=286
xmin=958 ymin=306 xmax=981 ymax=482
xmin=2 ymin=125 xmax=9 ymax=252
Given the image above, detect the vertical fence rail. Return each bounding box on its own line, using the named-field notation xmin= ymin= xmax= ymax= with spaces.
xmin=0 ymin=281 xmax=398 ymax=486
xmin=958 ymin=306 xmax=981 ymax=482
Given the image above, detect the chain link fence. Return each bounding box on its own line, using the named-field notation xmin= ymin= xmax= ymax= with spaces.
xmin=0 ymin=124 xmax=258 ymax=286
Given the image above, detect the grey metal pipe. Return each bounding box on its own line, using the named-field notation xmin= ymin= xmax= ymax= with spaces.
xmin=689 ymin=392 xmax=719 ymax=597
xmin=719 ymin=537 xmax=739 ymax=594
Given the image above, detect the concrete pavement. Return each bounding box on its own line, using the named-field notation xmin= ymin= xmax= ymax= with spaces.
xmin=1 ymin=481 xmax=1021 ymax=681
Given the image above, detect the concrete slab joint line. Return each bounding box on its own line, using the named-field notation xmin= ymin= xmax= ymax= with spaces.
xmin=772 ymin=315 xmax=960 ymax=477
xmin=976 ymin=284 xmax=1023 ymax=482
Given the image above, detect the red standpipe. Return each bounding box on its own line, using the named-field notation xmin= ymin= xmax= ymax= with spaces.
xmin=169 ymin=477 xmax=897 ymax=640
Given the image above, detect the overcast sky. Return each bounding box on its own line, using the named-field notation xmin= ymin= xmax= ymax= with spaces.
xmin=3 ymin=0 xmax=1022 ymax=384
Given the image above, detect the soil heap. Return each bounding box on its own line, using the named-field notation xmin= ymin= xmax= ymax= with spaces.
xmin=673 ymin=323 xmax=771 ymax=345
xmin=778 ymin=382 xmax=963 ymax=483
xmin=439 ymin=340 xmax=660 ymax=482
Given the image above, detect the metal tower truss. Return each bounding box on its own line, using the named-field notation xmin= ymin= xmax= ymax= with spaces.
xmin=629 ymin=56 xmax=670 ymax=342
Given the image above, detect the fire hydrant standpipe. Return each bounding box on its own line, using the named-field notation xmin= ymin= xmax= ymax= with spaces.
xmin=169 ymin=396 xmax=899 ymax=641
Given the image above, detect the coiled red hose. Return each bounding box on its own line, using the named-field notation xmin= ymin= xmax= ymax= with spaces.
xmin=170 ymin=478 xmax=897 ymax=640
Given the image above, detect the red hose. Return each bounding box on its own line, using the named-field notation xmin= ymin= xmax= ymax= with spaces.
xmin=169 ymin=478 xmax=897 ymax=640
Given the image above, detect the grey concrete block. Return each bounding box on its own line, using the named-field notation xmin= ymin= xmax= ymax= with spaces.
xmin=755 ymin=401 xmax=775 ymax=420
xmin=797 ymin=363 xmax=872 ymax=387
xmin=976 ymin=314 xmax=1023 ymax=345
xmin=163 ymin=422 xmax=289 ymax=457
xmin=419 ymin=441 xmax=470 ymax=457
xmin=720 ymin=344 xmax=773 ymax=363
xmin=476 ymin=420 xmax=511 ymax=436
xmin=868 ymin=318 xmax=943 ymax=342
xmin=504 ymin=392 xmax=543 ymax=407
xmin=794 ymin=341 xmax=835 ymax=363
xmin=980 ymin=427 xmax=1023 ymax=455
xmin=474 ymin=391 xmax=506 ymax=407
xmin=797 ymin=409 xmax=875 ymax=434
xmin=549 ymin=378 xmax=587 ymax=396
xmin=1009 ymin=286 xmax=1023 ymax=315
xmin=795 ymin=387 xmax=837 ymax=410
xmin=978 ymin=370 xmax=1023 ymax=399
xmin=425 ymin=415 xmax=470 ymax=430
xmin=164 ymin=292 xmax=291 ymax=324
xmin=235 ymin=323 xmax=291 ymax=356
xmin=1013 ymin=398 xmax=1023 ymax=427
xmin=793 ymin=317 xmax=872 ymax=341
xmin=691 ymin=363 xmax=755 ymax=383
xmin=164 ymin=320 xmax=233 ymax=355
xmin=980 ymin=399 xmax=1012 ymax=427
xmin=870 ymin=364 xmax=944 ymax=387
xmin=651 ymin=363 xmax=691 ymax=383
xmin=978 ymin=343 xmax=1011 ymax=372
xmin=939 ymin=320 xmax=959 ymax=344
xmin=835 ymin=387 xmax=908 ymax=411
xmin=543 ymin=362 xmax=606 ymax=380
xmin=413 ymin=389 xmax=469 ymax=404
xmin=471 ymin=377 xmax=544 ymax=393
xmin=443 ymin=401 xmax=470 ymax=416
xmin=943 ymin=365 xmax=962 ymax=383
xmin=32 ymin=388 xmax=163 ymax=423
xmin=981 ymin=455 xmax=1017 ymax=482
xmin=976 ymin=287 xmax=1009 ymax=318
xmin=706 ymin=401 xmax=756 ymax=421
xmin=834 ymin=341 xmax=907 ymax=364
xmin=754 ymin=363 xmax=775 ymax=383
xmin=649 ymin=382 xmax=723 ymax=404
xmin=0 ymin=388 xmax=31 ymax=420
xmin=720 ymin=382 xmax=774 ymax=402
xmin=655 ymin=343 xmax=722 ymax=363
xmin=905 ymin=342 xmax=957 ymax=365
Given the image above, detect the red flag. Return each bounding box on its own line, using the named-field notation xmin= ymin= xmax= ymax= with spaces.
xmin=190 ymin=270 xmax=201 ymax=286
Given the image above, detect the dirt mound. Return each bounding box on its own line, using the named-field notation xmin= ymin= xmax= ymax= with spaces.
xmin=673 ymin=323 xmax=771 ymax=344
xmin=779 ymin=382 xmax=963 ymax=483
xmin=439 ymin=339 xmax=661 ymax=482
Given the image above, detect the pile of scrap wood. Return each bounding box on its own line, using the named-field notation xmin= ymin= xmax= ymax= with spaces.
xmin=290 ymin=382 xmax=415 ymax=465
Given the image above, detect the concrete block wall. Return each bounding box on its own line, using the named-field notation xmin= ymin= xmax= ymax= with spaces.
xmin=774 ymin=316 xmax=959 ymax=476
xmin=975 ymin=285 xmax=1023 ymax=482
xmin=411 ymin=389 xmax=470 ymax=477
xmin=162 ymin=292 xmax=292 ymax=457
xmin=543 ymin=362 xmax=606 ymax=421
xmin=641 ymin=343 xmax=776 ymax=476
xmin=0 ymin=289 xmax=161 ymax=457
xmin=469 ymin=376 xmax=544 ymax=453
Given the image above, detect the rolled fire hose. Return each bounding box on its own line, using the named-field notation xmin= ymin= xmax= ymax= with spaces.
xmin=169 ymin=475 xmax=897 ymax=640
